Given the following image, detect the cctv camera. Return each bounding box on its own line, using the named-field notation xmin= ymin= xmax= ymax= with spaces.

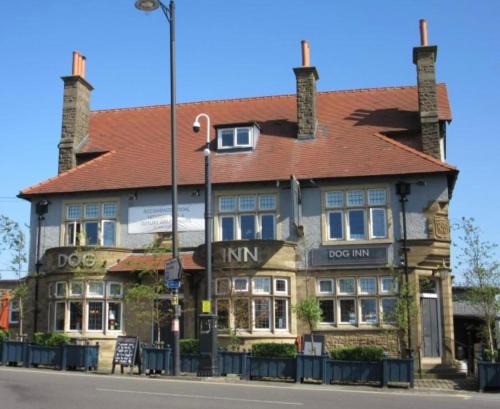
xmin=192 ymin=121 xmax=201 ymax=132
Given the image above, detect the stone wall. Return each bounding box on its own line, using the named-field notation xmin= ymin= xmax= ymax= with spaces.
xmin=293 ymin=66 xmax=319 ymax=139
xmin=320 ymin=330 xmax=401 ymax=356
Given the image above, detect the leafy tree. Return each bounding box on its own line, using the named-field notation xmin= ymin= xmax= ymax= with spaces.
xmin=455 ymin=217 xmax=500 ymax=361
xmin=294 ymin=296 xmax=322 ymax=355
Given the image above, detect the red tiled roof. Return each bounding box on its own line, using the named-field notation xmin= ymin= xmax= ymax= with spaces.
xmin=108 ymin=253 xmax=203 ymax=273
xmin=20 ymin=84 xmax=455 ymax=197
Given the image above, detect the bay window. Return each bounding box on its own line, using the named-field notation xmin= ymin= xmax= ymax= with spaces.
xmin=325 ymin=188 xmax=388 ymax=241
xmin=69 ymin=301 xmax=83 ymax=331
xmin=218 ymin=194 xmax=277 ymax=240
xmin=253 ymin=298 xmax=271 ymax=330
xmin=87 ymin=302 xmax=103 ymax=331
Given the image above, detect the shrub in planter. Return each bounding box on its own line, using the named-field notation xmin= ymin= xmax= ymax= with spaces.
xmin=32 ymin=332 xmax=70 ymax=347
xmin=252 ymin=343 xmax=296 ymax=358
xmin=180 ymin=339 xmax=199 ymax=354
xmin=33 ymin=332 xmax=51 ymax=346
xmin=330 ymin=346 xmax=384 ymax=361
xmin=0 ymin=329 xmax=9 ymax=340
xmin=483 ymin=349 xmax=499 ymax=363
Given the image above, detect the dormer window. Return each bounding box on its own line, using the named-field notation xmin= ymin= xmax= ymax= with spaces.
xmin=216 ymin=124 xmax=259 ymax=151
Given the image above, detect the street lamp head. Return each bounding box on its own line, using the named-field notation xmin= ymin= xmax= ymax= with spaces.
xmin=203 ymin=148 xmax=210 ymax=157
xmin=193 ymin=120 xmax=201 ymax=133
xmin=135 ymin=0 xmax=160 ymax=12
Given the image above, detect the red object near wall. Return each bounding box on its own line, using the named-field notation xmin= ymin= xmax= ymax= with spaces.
xmin=0 ymin=293 xmax=10 ymax=329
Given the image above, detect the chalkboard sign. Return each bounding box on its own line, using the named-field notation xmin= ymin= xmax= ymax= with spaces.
xmin=112 ymin=336 xmax=141 ymax=374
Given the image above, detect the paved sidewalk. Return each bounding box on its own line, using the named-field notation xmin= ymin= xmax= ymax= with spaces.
xmin=415 ymin=378 xmax=477 ymax=392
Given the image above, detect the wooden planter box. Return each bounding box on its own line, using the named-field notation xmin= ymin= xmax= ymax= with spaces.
xmin=248 ymin=356 xmax=297 ymax=381
xmin=28 ymin=345 xmax=62 ymax=368
xmin=180 ymin=354 xmax=200 ymax=373
xmin=383 ymin=358 xmax=414 ymax=387
xmin=218 ymin=351 xmax=247 ymax=376
xmin=62 ymin=344 xmax=99 ymax=371
xmin=478 ymin=361 xmax=500 ymax=392
xmin=297 ymin=353 xmax=328 ymax=382
xmin=0 ymin=341 xmax=27 ymax=366
xmin=142 ymin=347 xmax=172 ymax=375
xmin=327 ymin=360 xmax=382 ymax=385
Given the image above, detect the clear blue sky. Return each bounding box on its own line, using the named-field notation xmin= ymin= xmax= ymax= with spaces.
xmin=0 ymin=0 xmax=498 ymax=279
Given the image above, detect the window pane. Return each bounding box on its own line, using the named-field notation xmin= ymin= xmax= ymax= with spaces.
xmin=56 ymin=282 xmax=66 ymax=297
xmin=319 ymin=300 xmax=335 ymax=323
xmin=275 ymin=278 xmax=287 ymax=294
xmin=381 ymin=277 xmax=396 ymax=293
xmin=219 ymin=196 xmax=236 ymax=212
xmin=359 ymin=277 xmax=376 ymax=294
xmin=318 ymin=279 xmax=334 ymax=294
xmin=259 ymin=194 xmax=276 ymax=210
xmin=103 ymin=203 xmax=117 ymax=218
xmin=381 ymin=298 xmax=397 ymax=323
xmin=236 ymin=128 xmax=250 ymax=145
xmin=221 ymin=217 xmax=235 ymax=241
xmin=360 ymin=298 xmax=378 ymax=323
xmin=234 ymin=299 xmax=249 ymax=329
xmin=240 ymin=215 xmax=256 ymax=239
xmin=67 ymin=205 xmax=81 ymax=220
xmin=216 ymin=299 xmax=229 ymax=329
xmin=55 ymin=303 xmax=65 ymax=331
xmin=88 ymin=282 xmax=104 ymax=297
xmin=85 ymin=222 xmax=99 ymax=245
xmin=66 ymin=222 xmax=81 ymax=246
xmin=109 ymin=283 xmax=122 ymax=297
xmin=340 ymin=299 xmax=356 ymax=324
xmin=328 ymin=212 xmax=343 ymax=240
xmin=221 ymin=129 xmax=234 ymax=147
xmin=233 ymin=278 xmax=248 ymax=292
xmin=216 ymin=279 xmax=229 ymax=295
xmin=239 ymin=195 xmax=256 ymax=211
xmin=70 ymin=282 xmax=83 ymax=296
xmin=85 ymin=204 xmax=99 ymax=218
xmin=368 ymin=189 xmax=386 ymax=206
xmin=253 ymin=277 xmax=271 ymax=294
xmin=88 ymin=302 xmax=103 ymax=331
xmin=254 ymin=298 xmax=271 ymax=329
xmin=348 ymin=210 xmax=365 ymax=239
xmin=108 ymin=302 xmax=121 ymax=331
xmin=347 ymin=191 xmax=365 ymax=207
xmin=326 ymin=191 xmax=343 ymax=208
xmin=275 ymin=299 xmax=288 ymax=329
xmin=371 ymin=208 xmax=386 ymax=238
xmin=261 ymin=214 xmax=275 ymax=240
xmin=69 ymin=302 xmax=83 ymax=331
xmin=103 ymin=221 xmax=116 ymax=246
xmin=338 ymin=278 xmax=355 ymax=294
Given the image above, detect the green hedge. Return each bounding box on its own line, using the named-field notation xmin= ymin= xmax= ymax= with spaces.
xmin=0 ymin=328 xmax=9 ymax=340
xmin=252 ymin=343 xmax=297 ymax=358
xmin=330 ymin=346 xmax=385 ymax=361
xmin=180 ymin=339 xmax=199 ymax=354
xmin=32 ymin=332 xmax=70 ymax=347
xmin=483 ymin=349 xmax=500 ymax=362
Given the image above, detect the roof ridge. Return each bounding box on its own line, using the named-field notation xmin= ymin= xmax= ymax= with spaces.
xmin=20 ymin=151 xmax=115 ymax=195
xmin=373 ymin=132 xmax=457 ymax=172
xmin=90 ymin=84 xmax=449 ymax=115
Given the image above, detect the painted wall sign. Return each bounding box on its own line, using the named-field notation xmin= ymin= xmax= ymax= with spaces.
xmin=128 ymin=204 xmax=204 ymax=234
xmin=57 ymin=252 xmax=96 ymax=268
xmin=310 ymin=245 xmax=388 ymax=267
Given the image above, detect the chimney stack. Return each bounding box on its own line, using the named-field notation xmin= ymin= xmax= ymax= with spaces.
xmin=58 ymin=51 xmax=93 ymax=174
xmin=293 ymin=40 xmax=319 ymax=140
xmin=413 ymin=20 xmax=442 ymax=159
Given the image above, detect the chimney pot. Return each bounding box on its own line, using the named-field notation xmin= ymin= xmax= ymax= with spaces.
xmin=72 ymin=51 xmax=79 ymax=76
xmin=81 ymin=56 xmax=86 ymax=79
xmin=419 ymin=19 xmax=428 ymax=46
xmin=301 ymin=40 xmax=310 ymax=67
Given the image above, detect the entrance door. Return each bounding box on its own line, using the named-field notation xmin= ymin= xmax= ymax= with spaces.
xmin=421 ymin=296 xmax=441 ymax=357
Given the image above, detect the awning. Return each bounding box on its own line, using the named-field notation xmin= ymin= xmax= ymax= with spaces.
xmin=0 ymin=293 xmax=10 ymax=330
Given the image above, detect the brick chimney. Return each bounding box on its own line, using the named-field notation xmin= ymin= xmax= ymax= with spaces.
xmin=293 ymin=41 xmax=319 ymax=140
xmin=413 ymin=20 xmax=442 ymax=159
xmin=58 ymin=51 xmax=93 ymax=174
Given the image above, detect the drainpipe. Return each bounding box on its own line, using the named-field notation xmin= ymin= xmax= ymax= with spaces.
xmin=33 ymin=200 xmax=50 ymax=334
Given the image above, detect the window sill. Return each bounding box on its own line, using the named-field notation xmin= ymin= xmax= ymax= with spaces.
xmin=322 ymin=238 xmax=392 ymax=246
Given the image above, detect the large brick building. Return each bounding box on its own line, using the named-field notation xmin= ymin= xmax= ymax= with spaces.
xmin=18 ymin=22 xmax=458 ymax=368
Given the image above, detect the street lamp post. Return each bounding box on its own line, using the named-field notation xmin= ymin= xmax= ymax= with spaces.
xmin=134 ymin=0 xmax=180 ymax=376
xmin=193 ymin=113 xmax=218 ymax=376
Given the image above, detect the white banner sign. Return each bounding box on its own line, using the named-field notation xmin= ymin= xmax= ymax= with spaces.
xmin=128 ymin=204 xmax=204 ymax=234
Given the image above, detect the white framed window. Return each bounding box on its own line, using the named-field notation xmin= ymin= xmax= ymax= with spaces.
xmin=219 ymin=196 xmax=237 ymax=213
xmin=252 ymin=277 xmax=271 ymax=294
xmin=232 ymin=277 xmax=248 ymax=293
xmin=107 ymin=302 xmax=122 ymax=331
xmin=370 ymin=208 xmax=387 ymax=239
xmin=216 ymin=299 xmax=230 ymax=330
xmin=69 ymin=281 xmax=83 ymax=297
xmin=274 ymin=299 xmax=288 ymax=330
xmin=55 ymin=282 xmax=66 ymax=298
xmin=359 ymin=298 xmax=378 ymax=324
xmin=380 ymin=276 xmax=397 ymax=294
xmin=260 ymin=214 xmax=275 ymax=240
xmin=358 ymin=277 xmax=377 ymax=295
xmin=317 ymin=278 xmax=335 ymax=295
xmin=381 ymin=298 xmax=397 ymax=323
xmin=68 ymin=301 xmax=83 ymax=331
xmin=253 ymin=298 xmax=271 ymax=330
xmin=326 ymin=191 xmax=343 ymax=208
xmin=217 ymin=127 xmax=253 ymax=150
xmin=319 ymin=299 xmax=335 ymax=324
xmin=67 ymin=204 xmax=81 ymax=220
xmin=48 ymin=283 xmax=53 ymax=298
xmin=54 ymin=301 xmax=66 ymax=332
xmin=274 ymin=278 xmax=288 ymax=295
xmin=338 ymin=278 xmax=355 ymax=295
xmin=339 ymin=298 xmax=357 ymax=324
xmin=87 ymin=282 xmax=104 ymax=298
xmin=216 ymin=278 xmax=230 ymax=295
xmin=8 ymin=299 xmax=19 ymax=324
xmin=220 ymin=216 xmax=236 ymax=241
xmin=327 ymin=211 xmax=344 ymax=240
xmin=87 ymin=301 xmax=104 ymax=331
xmin=259 ymin=194 xmax=276 ymax=210
xmin=107 ymin=282 xmax=123 ymax=298
xmin=239 ymin=195 xmax=257 ymax=211
xmin=234 ymin=298 xmax=250 ymax=330
xmin=347 ymin=209 xmax=366 ymax=240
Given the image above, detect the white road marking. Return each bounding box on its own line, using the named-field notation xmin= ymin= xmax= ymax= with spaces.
xmin=96 ymin=387 xmax=304 ymax=406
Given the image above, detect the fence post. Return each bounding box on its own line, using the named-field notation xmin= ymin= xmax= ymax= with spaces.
xmin=24 ymin=343 xmax=30 ymax=368
xmin=243 ymin=353 xmax=251 ymax=380
xmin=322 ymin=358 xmax=330 ymax=385
xmin=0 ymin=340 xmax=5 ymax=365
xmin=61 ymin=344 xmax=67 ymax=371
xmin=381 ymin=359 xmax=388 ymax=387
xmin=409 ymin=354 xmax=415 ymax=388
xmin=295 ymin=352 xmax=303 ymax=383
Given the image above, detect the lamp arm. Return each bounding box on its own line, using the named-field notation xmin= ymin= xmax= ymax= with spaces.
xmin=195 ymin=113 xmax=211 ymax=144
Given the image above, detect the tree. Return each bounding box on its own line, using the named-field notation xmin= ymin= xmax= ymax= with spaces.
xmin=455 ymin=217 xmax=500 ymax=361
xmin=294 ymin=297 xmax=322 ymax=355
xmin=0 ymin=216 xmax=28 ymax=337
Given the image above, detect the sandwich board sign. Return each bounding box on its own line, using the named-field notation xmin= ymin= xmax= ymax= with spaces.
xmin=111 ymin=336 xmax=141 ymax=374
